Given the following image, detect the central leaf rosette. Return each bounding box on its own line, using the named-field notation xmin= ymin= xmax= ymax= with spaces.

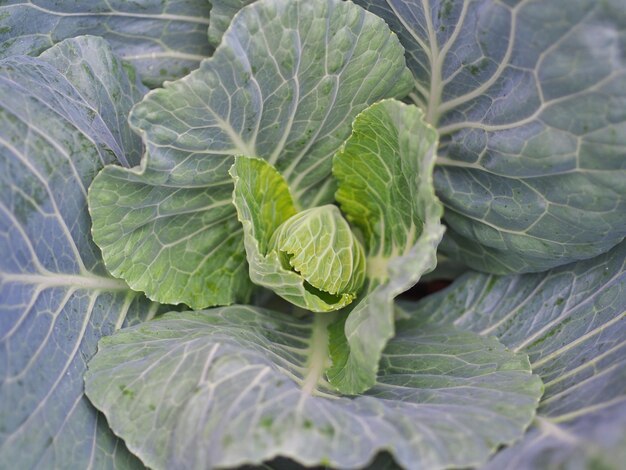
xmin=230 ymin=156 xmax=364 ymax=312
xmin=231 ymin=99 xmax=445 ymax=393
xmin=270 ymin=205 xmax=366 ymax=303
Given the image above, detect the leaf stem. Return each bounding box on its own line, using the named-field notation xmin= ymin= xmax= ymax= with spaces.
xmin=301 ymin=312 xmax=335 ymax=395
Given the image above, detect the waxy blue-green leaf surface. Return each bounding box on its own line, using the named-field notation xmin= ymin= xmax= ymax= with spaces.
xmin=0 ymin=37 xmax=157 ymax=469
xmin=0 ymin=0 xmax=212 ymax=87
xmin=208 ymin=0 xmax=257 ymax=47
xmin=399 ymin=239 xmax=626 ymax=468
xmin=356 ymin=0 xmax=626 ymax=273
xmin=329 ymin=99 xmax=444 ymax=394
xmin=85 ymin=306 xmax=541 ymax=470
xmin=88 ymin=0 xmax=413 ymax=309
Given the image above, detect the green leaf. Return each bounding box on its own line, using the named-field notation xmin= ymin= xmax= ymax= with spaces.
xmin=208 ymin=0 xmax=257 ymax=47
xmin=85 ymin=306 xmax=542 ymax=470
xmin=356 ymin=0 xmax=626 ymax=273
xmin=88 ymin=0 xmax=413 ymax=309
xmin=328 ymin=99 xmax=444 ymax=394
xmin=270 ymin=205 xmax=366 ymax=296
xmin=230 ymin=156 xmax=299 ymax=255
xmin=231 ymin=157 xmax=363 ymax=312
xmin=0 ymin=37 xmax=155 ymax=468
xmin=399 ymin=239 xmax=626 ymax=468
xmin=0 ymin=0 xmax=213 ymax=87
xmin=88 ymin=160 xmax=253 ymax=309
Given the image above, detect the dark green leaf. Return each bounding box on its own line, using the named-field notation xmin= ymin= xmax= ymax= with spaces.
xmin=0 ymin=0 xmax=213 ymax=86
xmin=0 ymin=37 xmax=155 ymax=468
xmin=356 ymin=0 xmax=626 ymax=273
xmin=399 ymin=240 xmax=626 ymax=468
xmin=85 ymin=306 xmax=541 ymax=470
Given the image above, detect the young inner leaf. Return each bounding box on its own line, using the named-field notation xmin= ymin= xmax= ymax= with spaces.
xmin=268 ymin=205 xmax=366 ymax=298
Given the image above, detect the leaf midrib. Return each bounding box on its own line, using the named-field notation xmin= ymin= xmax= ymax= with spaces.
xmin=300 ymin=313 xmax=334 ymax=396
xmin=2 ymin=272 xmax=129 ymax=290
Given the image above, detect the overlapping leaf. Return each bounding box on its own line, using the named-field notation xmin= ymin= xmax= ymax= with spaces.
xmin=230 ymin=157 xmax=360 ymax=312
xmin=356 ymin=0 xmax=626 ymax=273
xmin=208 ymin=0 xmax=257 ymax=47
xmin=328 ymin=100 xmax=444 ymax=394
xmin=0 ymin=37 xmax=157 ymax=468
xmin=230 ymin=100 xmax=444 ymax=393
xmin=88 ymin=0 xmax=414 ymax=309
xmin=399 ymin=239 xmax=626 ymax=468
xmin=0 ymin=0 xmax=213 ymax=86
xmin=85 ymin=306 xmax=541 ymax=470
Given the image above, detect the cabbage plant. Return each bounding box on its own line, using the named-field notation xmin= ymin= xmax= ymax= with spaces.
xmin=0 ymin=0 xmax=624 ymax=469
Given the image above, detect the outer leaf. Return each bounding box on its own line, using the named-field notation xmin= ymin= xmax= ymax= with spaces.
xmin=88 ymin=0 xmax=414 ymax=309
xmin=0 ymin=0 xmax=212 ymax=87
xmin=328 ymin=99 xmax=444 ymax=393
xmin=399 ymin=239 xmax=626 ymax=468
xmin=231 ymin=157 xmax=359 ymax=312
xmin=0 ymin=37 xmax=156 ymax=468
xmin=85 ymin=306 xmax=542 ymax=470
xmin=356 ymin=0 xmax=626 ymax=273
xmin=208 ymin=0 xmax=257 ymax=47
xmin=88 ymin=159 xmax=253 ymax=309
